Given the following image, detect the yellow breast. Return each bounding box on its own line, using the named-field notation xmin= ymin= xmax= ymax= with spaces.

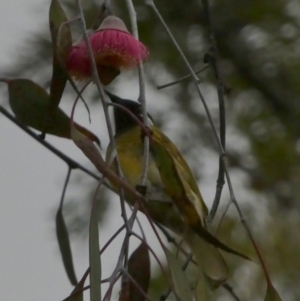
xmin=106 ymin=127 xmax=170 ymax=203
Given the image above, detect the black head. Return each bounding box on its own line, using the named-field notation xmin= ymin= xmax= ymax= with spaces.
xmin=105 ymin=91 xmax=153 ymax=134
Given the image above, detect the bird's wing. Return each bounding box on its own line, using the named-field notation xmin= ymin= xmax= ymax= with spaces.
xmin=150 ymin=127 xmax=250 ymax=259
xmin=150 ymin=128 xmax=206 ymax=228
xmin=151 ymin=126 xmax=208 ymax=218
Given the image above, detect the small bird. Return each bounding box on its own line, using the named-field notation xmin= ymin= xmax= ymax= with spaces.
xmin=105 ymin=91 xmax=247 ymax=288
xmin=1 ymin=78 xmax=100 ymax=145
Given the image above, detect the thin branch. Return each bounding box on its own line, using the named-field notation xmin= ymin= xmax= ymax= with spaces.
xmin=101 ymin=225 xmax=126 ymax=256
xmin=223 ymin=167 xmax=271 ymax=284
xmin=0 ymin=106 xmax=100 ymax=180
xmin=222 ymin=283 xmax=242 ymax=301
xmin=131 ymin=232 xmax=167 ymax=279
xmin=125 ymin=0 xmax=150 ymax=187
xmin=75 ymin=0 xmax=130 ymax=235
xmin=121 ymin=268 xmax=154 ymax=301
xmin=102 ymin=273 xmax=122 ymax=301
xmin=103 ymin=206 xmax=139 ymax=301
xmin=157 ymin=65 xmax=209 ymax=90
xmin=56 ymin=17 xmax=92 ymax=123
xmin=145 ymin=0 xmax=224 ymax=155
xmin=67 ymin=225 xmax=126 ymax=301
xmin=59 ymin=167 xmax=72 ymax=208
xmin=145 ymin=0 xmax=273 ymax=289
xmin=155 ymin=223 xmax=197 ymax=263
xmin=62 ymin=275 xmax=115 ymax=301
xmin=200 ymin=0 xmax=227 ymax=222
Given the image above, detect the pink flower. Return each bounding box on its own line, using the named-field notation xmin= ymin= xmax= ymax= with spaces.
xmin=91 ymin=16 xmax=148 ymax=69
xmin=66 ymin=16 xmax=148 ymax=85
xmin=66 ymin=40 xmax=90 ymax=81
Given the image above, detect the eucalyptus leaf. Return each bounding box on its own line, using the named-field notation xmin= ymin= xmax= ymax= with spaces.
xmin=89 ymin=208 xmax=101 ymax=301
xmin=45 ymin=0 xmax=72 ymax=137
xmin=56 ymin=206 xmax=78 ymax=285
xmin=195 ymin=270 xmax=210 ymax=301
xmin=265 ymin=283 xmax=283 ymax=301
xmin=127 ymin=242 xmax=151 ymax=301
xmin=164 ymin=247 xmax=193 ymax=301
xmin=0 ymin=78 xmax=100 ymax=144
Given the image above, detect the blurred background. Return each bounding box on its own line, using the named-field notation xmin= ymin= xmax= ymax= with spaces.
xmin=1 ymin=0 xmax=300 ymax=300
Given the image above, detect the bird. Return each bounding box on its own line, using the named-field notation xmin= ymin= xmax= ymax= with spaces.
xmin=105 ymin=91 xmax=248 ymax=288
xmin=1 ymin=78 xmax=100 ymax=145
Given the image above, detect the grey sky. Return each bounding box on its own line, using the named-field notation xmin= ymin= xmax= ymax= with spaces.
xmin=0 ymin=1 xmax=233 ymax=300
xmin=0 ymin=2 xmax=158 ymax=300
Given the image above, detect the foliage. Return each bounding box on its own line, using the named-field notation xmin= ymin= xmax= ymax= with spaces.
xmin=1 ymin=0 xmax=300 ymax=300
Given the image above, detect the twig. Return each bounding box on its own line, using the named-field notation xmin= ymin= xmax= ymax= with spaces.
xmin=121 ymin=268 xmax=154 ymax=301
xmin=100 ymin=225 xmax=126 ymax=255
xmin=145 ymin=0 xmax=273 ymax=290
xmin=131 ymin=232 xmax=167 ymax=279
xmin=56 ymin=17 xmax=92 ymax=123
xmin=59 ymin=167 xmax=72 ymax=209
xmin=0 ymin=106 xmax=100 ymax=181
xmin=67 ymin=225 xmax=126 ymax=301
xmin=223 ymin=167 xmax=271 ymax=284
xmin=75 ymin=0 xmax=130 ymax=234
xmin=125 ymin=0 xmax=150 ymax=187
xmin=157 ymin=65 xmax=209 ymax=90
xmin=222 ymin=283 xmax=241 ymax=301
xmin=65 ymin=276 xmax=120 ymax=301
xmin=200 ymin=0 xmax=226 ymax=222
xmin=145 ymin=0 xmax=224 ymax=155
xmin=155 ymin=223 xmax=197 ymax=263
xmin=122 ymin=0 xmax=150 ymax=293
xmin=103 ymin=206 xmax=139 ymax=301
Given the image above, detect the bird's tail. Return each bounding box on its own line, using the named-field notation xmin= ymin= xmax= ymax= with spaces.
xmin=183 ymin=229 xmax=229 ymax=289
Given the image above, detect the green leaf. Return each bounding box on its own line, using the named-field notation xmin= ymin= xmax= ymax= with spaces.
xmin=89 ymin=207 xmax=101 ymax=301
xmin=195 ymin=270 xmax=210 ymax=301
xmin=184 ymin=230 xmax=228 ymax=289
xmin=0 ymin=78 xmax=100 ymax=144
xmin=164 ymin=247 xmax=193 ymax=301
xmin=56 ymin=206 xmax=78 ymax=286
xmin=49 ymin=0 xmax=71 ymax=62
xmin=45 ymin=0 xmax=72 ymax=137
xmin=265 ymin=283 xmax=283 ymax=301
xmin=127 ymin=242 xmax=150 ymax=301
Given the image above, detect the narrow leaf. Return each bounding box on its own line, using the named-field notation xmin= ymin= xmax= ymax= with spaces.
xmin=64 ymin=268 xmax=90 ymax=301
xmin=184 ymin=230 xmax=228 ymax=289
xmin=56 ymin=207 xmax=78 ymax=285
xmin=265 ymin=283 xmax=283 ymax=301
xmin=164 ymin=247 xmax=193 ymax=301
xmin=45 ymin=0 xmax=72 ymax=137
xmin=0 ymin=78 xmax=99 ymax=144
xmin=89 ymin=208 xmax=101 ymax=301
xmin=127 ymin=242 xmax=151 ymax=301
xmin=195 ymin=270 xmax=210 ymax=301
